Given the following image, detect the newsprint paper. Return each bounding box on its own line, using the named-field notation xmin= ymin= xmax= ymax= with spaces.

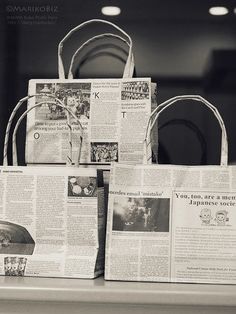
xmin=105 ymin=163 xmax=236 ymax=284
xmin=0 ymin=166 xmax=105 ymax=278
xmin=26 ymin=78 xmax=154 ymax=165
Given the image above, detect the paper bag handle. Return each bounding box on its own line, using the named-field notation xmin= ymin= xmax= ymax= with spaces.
xmin=3 ymin=95 xmax=83 ymax=167
xmin=58 ymin=19 xmax=133 ymax=79
xmin=68 ymin=33 xmax=135 ymax=79
xmin=144 ymin=95 xmax=228 ymax=166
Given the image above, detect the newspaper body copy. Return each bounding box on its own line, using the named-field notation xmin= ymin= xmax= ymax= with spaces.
xmin=105 ymin=163 xmax=236 ymax=284
xmin=26 ymin=78 xmax=152 ymax=165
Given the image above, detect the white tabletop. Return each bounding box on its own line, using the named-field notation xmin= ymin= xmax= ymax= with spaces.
xmin=0 ymin=275 xmax=235 ymax=307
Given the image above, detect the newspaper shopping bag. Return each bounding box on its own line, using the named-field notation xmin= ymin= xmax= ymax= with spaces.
xmin=26 ymin=19 xmax=156 ymax=166
xmin=1 ymin=95 xmax=105 ymax=278
xmin=105 ymin=95 xmax=236 ymax=284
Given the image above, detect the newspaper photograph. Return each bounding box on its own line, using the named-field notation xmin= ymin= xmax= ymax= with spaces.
xmin=105 ymin=163 xmax=236 ymax=284
xmin=26 ymin=78 xmax=154 ymax=165
xmin=0 ymin=166 xmax=105 ymax=279
xmin=112 ymin=196 xmax=170 ymax=232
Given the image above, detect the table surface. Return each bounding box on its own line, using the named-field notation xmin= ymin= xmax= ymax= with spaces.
xmin=0 ymin=275 xmax=235 ymax=307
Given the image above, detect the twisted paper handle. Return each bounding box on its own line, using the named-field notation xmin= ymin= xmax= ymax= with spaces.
xmin=3 ymin=95 xmax=83 ymax=166
xmin=58 ymin=19 xmax=133 ymax=79
xmin=143 ymin=95 xmax=228 ymax=166
xmin=68 ymin=32 xmax=135 ymax=79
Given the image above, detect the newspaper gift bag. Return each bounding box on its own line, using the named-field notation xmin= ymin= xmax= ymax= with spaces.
xmin=1 ymin=95 xmax=105 ymax=279
xmin=26 ymin=19 xmax=156 ymax=166
xmin=105 ymin=95 xmax=236 ymax=284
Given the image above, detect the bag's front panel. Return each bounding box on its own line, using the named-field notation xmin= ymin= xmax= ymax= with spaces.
xmin=26 ymin=78 xmax=152 ymax=166
xmin=105 ymin=163 xmax=236 ymax=284
xmin=0 ymin=166 xmax=103 ymax=279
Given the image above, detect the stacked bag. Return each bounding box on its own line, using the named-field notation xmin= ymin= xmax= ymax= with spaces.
xmin=2 ymin=95 xmax=104 ymax=278
xmin=105 ymin=95 xmax=236 ymax=284
xmin=26 ymin=19 xmax=157 ymax=166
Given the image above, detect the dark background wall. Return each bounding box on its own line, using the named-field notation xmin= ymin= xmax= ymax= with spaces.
xmin=0 ymin=0 xmax=236 ymax=165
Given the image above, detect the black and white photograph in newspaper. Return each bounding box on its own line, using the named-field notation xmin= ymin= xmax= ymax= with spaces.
xmin=68 ymin=176 xmax=97 ymax=197
xmin=121 ymin=81 xmax=150 ymax=100
xmin=4 ymin=256 xmax=27 ymax=276
xmin=0 ymin=221 xmax=35 ymax=255
xmin=112 ymin=197 xmax=170 ymax=232
xmin=91 ymin=142 xmax=118 ymax=162
xmin=34 ymin=82 xmax=91 ymax=120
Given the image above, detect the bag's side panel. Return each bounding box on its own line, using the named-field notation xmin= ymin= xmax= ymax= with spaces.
xmin=94 ymin=186 xmax=106 ymax=277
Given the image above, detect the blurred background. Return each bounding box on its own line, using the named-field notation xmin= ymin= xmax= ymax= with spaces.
xmin=0 ymin=0 xmax=236 ymax=165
